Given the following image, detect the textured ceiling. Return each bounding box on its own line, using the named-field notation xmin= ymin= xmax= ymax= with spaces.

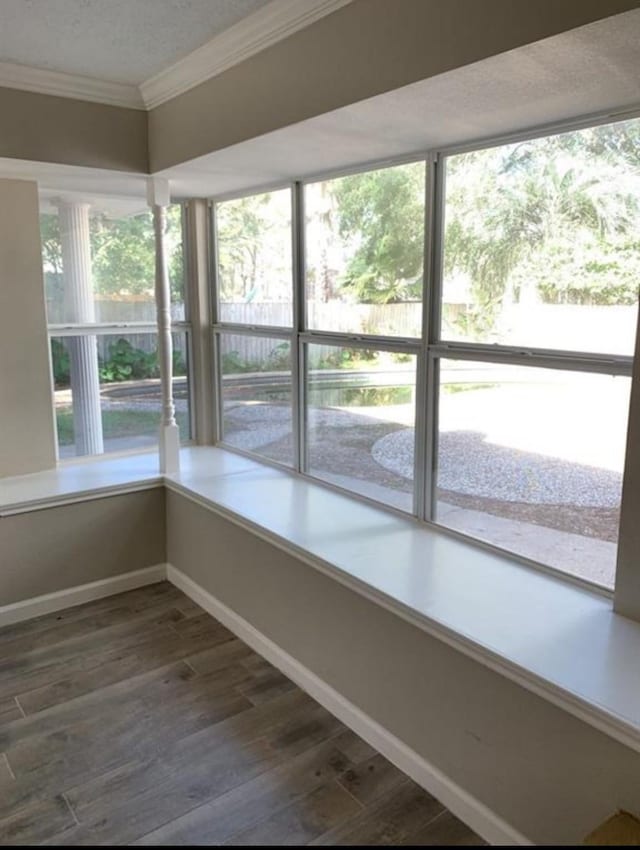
xmin=4 ymin=6 xmax=640 ymax=207
xmin=162 ymin=8 xmax=640 ymax=197
xmin=0 ymin=0 xmax=270 ymax=84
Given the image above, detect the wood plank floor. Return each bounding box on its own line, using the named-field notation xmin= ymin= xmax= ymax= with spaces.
xmin=0 ymin=581 xmax=485 ymax=846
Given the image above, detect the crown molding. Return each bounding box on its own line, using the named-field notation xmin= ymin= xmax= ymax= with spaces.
xmin=139 ymin=0 xmax=353 ymax=110
xmin=0 ymin=0 xmax=351 ymax=112
xmin=0 ymin=60 xmax=144 ymax=110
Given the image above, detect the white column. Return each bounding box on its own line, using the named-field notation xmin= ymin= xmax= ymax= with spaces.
xmin=148 ymin=178 xmax=180 ymax=473
xmin=57 ymin=201 xmax=104 ymax=456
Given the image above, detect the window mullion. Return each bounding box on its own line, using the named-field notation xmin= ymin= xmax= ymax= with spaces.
xmin=292 ymin=181 xmax=306 ymax=474
xmin=417 ymin=153 xmax=444 ymax=521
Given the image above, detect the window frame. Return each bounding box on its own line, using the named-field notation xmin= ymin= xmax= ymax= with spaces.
xmin=208 ymin=115 xmax=640 ymax=596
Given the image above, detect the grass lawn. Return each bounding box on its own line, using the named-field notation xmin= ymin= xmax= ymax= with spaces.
xmin=56 ymin=407 xmax=190 ymax=446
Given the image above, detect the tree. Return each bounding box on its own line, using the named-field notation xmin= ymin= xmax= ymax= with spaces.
xmin=330 ymin=162 xmax=425 ymax=304
xmin=444 ymin=128 xmax=640 ymax=337
xmin=40 ymin=205 xmax=184 ymax=303
xmin=216 ymin=192 xmax=291 ymax=304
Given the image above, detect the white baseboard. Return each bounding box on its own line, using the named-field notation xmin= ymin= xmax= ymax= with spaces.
xmin=166 ymin=563 xmax=531 ymax=846
xmin=0 ymin=563 xmax=167 ymax=628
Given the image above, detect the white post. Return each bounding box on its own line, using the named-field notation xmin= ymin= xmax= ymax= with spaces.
xmin=57 ymin=201 xmax=104 ymax=456
xmin=148 ymin=178 xmax=180 ymax=473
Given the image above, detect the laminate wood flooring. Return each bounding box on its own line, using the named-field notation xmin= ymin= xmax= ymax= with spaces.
xmin=0 ymin=581 xmax=485 ymax=846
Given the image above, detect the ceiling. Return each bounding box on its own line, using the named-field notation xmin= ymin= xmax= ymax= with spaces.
xmin=0 ymin=0 xmax=269 ymax=85
xmin=0 ymin=0 xmax=352 ymax=108
xmin=160 ymin=7 xmax=640 ymax=197
xmin=3 ymin=5 xmax=640 ymax=212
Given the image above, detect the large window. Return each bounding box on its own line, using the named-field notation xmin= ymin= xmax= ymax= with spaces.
xmin=41 ymin=201 xmax=191 ymax=458
xmin=211 ymin=118 xmax=640 ymax=590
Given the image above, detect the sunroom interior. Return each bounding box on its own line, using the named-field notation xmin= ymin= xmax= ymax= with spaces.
xmin=3 ymin=0 xmax=640 ymax=845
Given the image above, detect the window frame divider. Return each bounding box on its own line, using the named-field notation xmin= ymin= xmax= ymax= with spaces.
xmin=292 ymin=181 xmax=306 ymax=473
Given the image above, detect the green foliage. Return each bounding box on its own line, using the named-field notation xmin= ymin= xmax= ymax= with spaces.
xmin=91 ymin=206 xmax=183 ymax=300
xmin=98 ymin=338 xmax=159 ymax=383
xmin=444 ymin=125 xmax=640 ymax=337
xmin=331 ymin=163 xmax=425 ymax=304
xmin=56 ymin=407 xmax=190 ymax=447
xmin=265 ymin=341 xmax=291 ymax=371
xmin=50 ymin=339 xmax=70 ymax=387
xmin=52 ymin=336 xmax=187 ymax=387
xmin=216 ymin=193 xmax=290 ymax=303
xmin=312 ymin=348 xmax=379 ymax=370
xmin=40 ymin=205 xmax=184 ymax=304
xmin=221 ymin=342 xmax=291 ymax=374
xmin=172 ymin=347 xmax=187 ymax=376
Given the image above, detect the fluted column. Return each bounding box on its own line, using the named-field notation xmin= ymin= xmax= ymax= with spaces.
xmin=57 ymin=201 xmax=104 ymax=456
xmin=148 ymin=178 xmax=180 ymax=473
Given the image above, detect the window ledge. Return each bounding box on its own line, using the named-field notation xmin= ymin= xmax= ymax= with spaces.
xmin=0 ymin=452 xmax=163 ymax=515
xmin=3 ymin=447 xmax=640 ymax=757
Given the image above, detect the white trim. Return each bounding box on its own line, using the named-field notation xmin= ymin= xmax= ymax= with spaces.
xmin=0 ymin=3 xmax=351 ymax=110
xmin=0 ymin=564 xmax=167 ymax=628
xmin=166 ymin=563 xmax=531 ymax=846
xmin=0 ymin=60 xmax=144 ymax=109
xmin=140 ymin=0 xmax=353 ymax=109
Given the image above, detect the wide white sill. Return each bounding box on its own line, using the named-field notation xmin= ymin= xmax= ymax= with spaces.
xmin=0 ymin=451 xmax=163 ymax=514
xmin=3 ymin=446 xmax=640 ymax=757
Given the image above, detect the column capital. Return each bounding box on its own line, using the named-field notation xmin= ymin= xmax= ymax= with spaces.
xmin=53 ymin=197 xmax=92 ymax=212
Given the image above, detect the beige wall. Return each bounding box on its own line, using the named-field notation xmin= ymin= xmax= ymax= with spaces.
xmin=167 ymin=490 xmax=640 ymax=845
xmin=0 ymin=179 xmax=56 ymax=477
xmin=149 ymin=0 xmax=640 ymax=171
xmin=1 ymin=489 xmax=166 ymax=605
xmin=0 ymin=87 xmax=148 ymax=172
xmin=1 ymin=1 xmax=638 ymax=173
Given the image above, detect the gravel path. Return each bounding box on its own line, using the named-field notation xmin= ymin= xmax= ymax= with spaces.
xmin=372 ymin=428 xmax=622 ymax=508
xmin=223 ymin=401 xmax=622 ymax=509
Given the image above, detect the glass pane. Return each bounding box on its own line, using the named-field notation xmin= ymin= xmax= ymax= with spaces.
xmin=41 ymin=203 xmax=185 ymax=325
xmin=216 ymin=189 xmax=293 ymax=326
xmin=306 ymin=344 xmax=417 ymax=511
xmin=435 ymin=360 xmax=631 ymax=587
xmin=441 ymin=118 xmax=640 ymax=354
xmin=305 ymin=162 xmax=425 ymax=337
xmin=220 ymin=333 xmax=293 ymax=466
xmin=51 ymin=332 xmax=191 ymax=459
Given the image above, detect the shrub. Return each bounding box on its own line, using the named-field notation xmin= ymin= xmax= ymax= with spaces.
xmin=99 ymin=338 xmax=158 ymax=382
xmin=51 ymin=339 xmax=70 ymax=387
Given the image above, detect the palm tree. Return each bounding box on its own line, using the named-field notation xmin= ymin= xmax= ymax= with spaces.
xmin=444 ymin=129 xmax=640 ymax=337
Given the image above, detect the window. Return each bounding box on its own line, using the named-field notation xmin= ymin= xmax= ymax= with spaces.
xmin=305 ymin=162 xmax=425 ymax=337
xmin=218 ymin=332 xmax=293 ymax=467
xmin=434 ymin=362 xmax=630 ymax=587
xmin=216 ymin=189 xmax=293 ymax=327
xmin=211 ymin=118 xmax=639 ymax=590
xmin=51 ymin=331 xmax=191 ymax=458
xmin=213 ymin=188 xmax=296 ymax=470
xmin=41 ymin=201 xmax=191 ymax=459
xmin=434 ymin=120 xmax=639 ymax=588
xmin=306 ymin=343 xmax=417 ymax=511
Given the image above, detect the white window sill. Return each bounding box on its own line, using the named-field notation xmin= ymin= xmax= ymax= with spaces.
xmin=0 ymin=451 xmax=163 ymax=514
xmin=3 ymin=446 xmax=640 ymax=758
